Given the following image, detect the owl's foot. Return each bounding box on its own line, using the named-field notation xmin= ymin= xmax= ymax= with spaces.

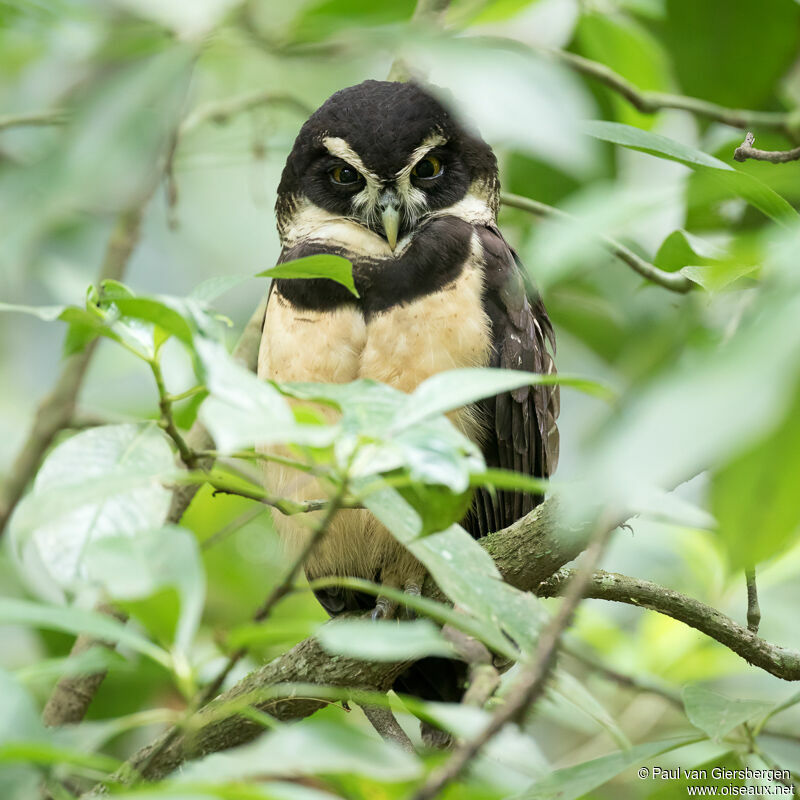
xmin=402 ymin=581 xmax=421 ymax=620
xmin=371 ymin=596 xmax=397 ymax=621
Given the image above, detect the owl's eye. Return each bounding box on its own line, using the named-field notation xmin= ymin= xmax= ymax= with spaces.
xmin=329 ymin=165 xmax=362 ymax=185
xmin=412 ymin=155 xmax=443 ymax=180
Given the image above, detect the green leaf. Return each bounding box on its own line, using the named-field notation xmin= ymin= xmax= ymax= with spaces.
xmin=105 ymin=296 xmax=195 ymax=348
xmin=419 ymin=702 xmax=549 ymax=781
xmin=518 ymin=736 xmax=699 ymax=799
xmin=258 ymin=255 xmax=359 ymax=298
xmin=317 ymin=619 xmax=454 ymax=660
xmin=189 ymin=274 xmax=250 ymax=303
xmin=0 ymin=598 xmax=170 ymax=666
xmin=363 ymin=488 xmax=546 ymax=653
xmin=682 ymin=685 xmax=772 ymax=739
xmin=654 ymin=230 xmax=758 ymax=291
xmin=0 ymin=741 xmax=120 ymax=772
xmin=654 ymin=230 xmax=712 ymax=273
xmin=282 ymin=378 xmax=486 ymax=497
xmin=311 ymin=575 xmax=519 ymax=661
xmin=83 ymin=526 xmax=205 ymax=653
xmin=583 ymin=120 xmax=798 ymax=225
xmin=590 ymin=293 xmax=800 ymax=509
xmin=174 ymin=717 xmax=421 ymax=783
xmin=8 ymin=424 xmax=176 ymax=599
xmin=392 ymin=367 xmax=612 ymax=432
xmin=196 ymin=339 xmax=333 ymax=453
xmin=0 ymin=670 xmax=50 ymax=800
xmin=711 ymin=385 xmax=800 ymax=570
xmin=0 ymin=301 xmax=132 ymax=355
xmin=0 ymin=302 xmax=70 ymax=321
xmin=394 ymin=481 xmax=474 ymax=537
xmin=549 ymin=670 xmax=630 ymax=750
xmin=0 ymin=669 xmax=47 ymax=746
xmin=576 ymin=11 xmax=672 ymax=129
xmin=471 ymin=468 xmax=550 ymax=497
xmin=653 ymin=0 xmax=800 ymax=109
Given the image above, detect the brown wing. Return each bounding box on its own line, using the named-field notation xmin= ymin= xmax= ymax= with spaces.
xmin=464 ymin=225 xmax=559 ymax=538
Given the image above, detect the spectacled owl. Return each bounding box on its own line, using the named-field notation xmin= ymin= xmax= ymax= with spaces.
xmin=258 ymin=80 xmax=559 ymax=710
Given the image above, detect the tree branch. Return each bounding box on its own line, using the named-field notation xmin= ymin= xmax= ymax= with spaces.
xmin=410 ymin=515 xmax=615 ymax=800
xmin=106 ymin=499 xmax=588 ymax=784
xmin=500 ymin=192 xmax=694 ymax=294
xmin=105 ymin=631 xmax=412 ymax=787
xmin=195 ymin=484 xmax=348 ymax=705
xmin=0 ymin=208 xmax=145 ymax=538
xmin=106 ymin=499 xmax=800 ymax=787
xmin=548 ymin=50 xmax=793 ymax=136
xmin=538 ymin=569 xmax=800 ymax=681
xmin=734 ymin=131 xmax=800 ymax=163
xmin=360 ymin=702 xmax=416 ymax=753
xmin=0 ymin=109 xmax=67 ymax=131
xmin=179 ymin=91 xmax=313 ymax=136
xmin=166 ymin=297 xmax=267 ymax=522
xmin=41 ymin=604 xmax=127 ymax=726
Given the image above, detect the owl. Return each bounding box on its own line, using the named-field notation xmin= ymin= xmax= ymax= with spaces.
xmin=258 ymin=79 xmax=558 ymax=709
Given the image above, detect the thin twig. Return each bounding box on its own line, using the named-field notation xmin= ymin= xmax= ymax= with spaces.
xmin=0 ymin=109 xmax=67 ymax=131
xmin=103 ymin=496 xmax=800 ymax=786
xmin=150 ymin=358 xmax=198 ymax=470
xmin=500 ymin=192 xmax=694 ymax=293
xmin=201 ymin=506 xmax=266 ymax=550
xmin=167 ymin=298 xmax=267 ymax=518
xmin=746 ymin=567 xmax=761 ymax=634
xmin=388 ymin=0 xmax=452 ymax=81
xmin=196 ymin=483 xmax=348 ymax=705
xmin=0 ymin=209 xmax=145 ymax=537
xmin=539 ymin=569 xmax=800 ymax=681
xmin=547 ymin=50 xmax=793 ymax=137
xmin=442 ymin=625 xmax=500 ymax=708
xmin=360 ymin=703 xmax=416 ymax=753
xmin=410 ymin=515 xmax=616 ymax=800
xmin=563 ymin=644 xmax=683 ymax=709
xmin=201 ymin=471 xmax=331 ymax=515
xmin=734 ymin=131 xmax=800 ymax=163
xmin=179 ymin=90 xmax=313 ymax=135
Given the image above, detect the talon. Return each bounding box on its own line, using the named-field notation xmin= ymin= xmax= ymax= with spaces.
xmin=402 ymin=581 xmax=421 ymax=620
xmin=372 ymin=596 xmax=394 ymax=621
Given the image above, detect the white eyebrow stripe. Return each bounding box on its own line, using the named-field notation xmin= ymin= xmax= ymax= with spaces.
xmin=322 ymin=136 xmax=381 ymax=182
xmin=396 ymin=132 xmax=448 ymax=179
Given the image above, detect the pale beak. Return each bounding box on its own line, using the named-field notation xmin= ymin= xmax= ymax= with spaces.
xmin=379 ymin=188 xmax=401 ymax=251
xmin=381 ymin=205 xmax=400 ymax=251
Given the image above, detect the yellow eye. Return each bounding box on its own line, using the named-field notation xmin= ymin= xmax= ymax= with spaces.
xmin=330 ymin=165 xmax=362 ymax=185
xmin=412 ymin=155 xmax=443 ymax=179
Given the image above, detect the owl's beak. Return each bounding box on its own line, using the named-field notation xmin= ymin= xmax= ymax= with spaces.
xmin=379 ymin=189 xmax=401 ymax=251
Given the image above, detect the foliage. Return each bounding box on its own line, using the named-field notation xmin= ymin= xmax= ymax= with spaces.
xmin=1 ymin=0 xmax=799 ymax=798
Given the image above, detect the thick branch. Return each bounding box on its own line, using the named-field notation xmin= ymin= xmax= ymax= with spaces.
xmin=112 ymin=499 xmax=800 ymax=785
xmin=112 ymin=632 xmax=411 ymax=785
xmin=500 ymin=192 xmax=694 ymax=294
xmin=0 ymin=209 xmax=144 ymax=537
xmin=538 ymin=569 xmax=800 ymax=681
xmin=734 ymin=132 xmax=800 ymax=163
xmin=112 ymin=499 xmax=583 ymax=783
xmin=411 ymin=517 xmax=614 ymax=800
xmin=549 ymin=50 xmax=792 ymax=136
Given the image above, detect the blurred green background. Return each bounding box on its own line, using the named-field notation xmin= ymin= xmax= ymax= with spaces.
xmin=1 ymin=0 xmax=800 ymax=798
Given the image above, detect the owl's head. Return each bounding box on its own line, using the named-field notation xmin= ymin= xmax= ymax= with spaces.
xmin=276 ymin=80 xmax=498 ymax=251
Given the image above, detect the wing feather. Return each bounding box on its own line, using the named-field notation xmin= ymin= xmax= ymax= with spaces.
xmin=463 ymin=226 xmax=559 ymax=538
